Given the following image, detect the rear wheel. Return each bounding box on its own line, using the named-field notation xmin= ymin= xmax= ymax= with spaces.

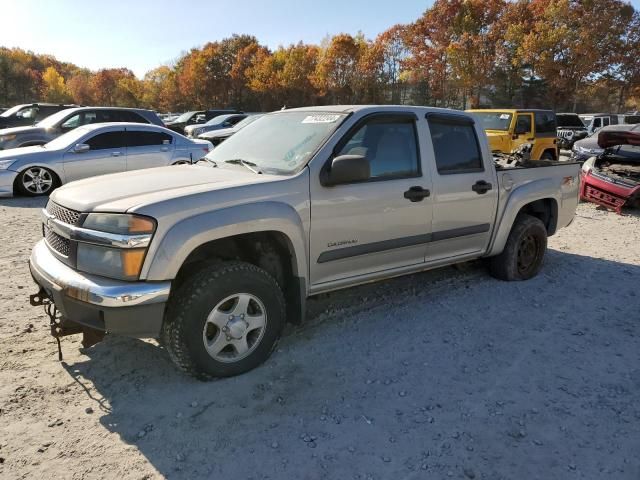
xmin=489 ymin=214 xmax=547 ymax=281
xmin=162 ymin=261 xmax=286 ymax=379
xmin=540 ymin=150 xmax=555 ymax=161
xmin=17 ymin=166 xmax=58 ymax=196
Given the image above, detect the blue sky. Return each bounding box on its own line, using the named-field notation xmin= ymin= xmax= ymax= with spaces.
xmin=1 ymin=0 xmax=430 ymax=77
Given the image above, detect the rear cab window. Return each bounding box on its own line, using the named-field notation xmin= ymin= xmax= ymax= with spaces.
xmin=426 ymin=114 xmax=483 ymax=174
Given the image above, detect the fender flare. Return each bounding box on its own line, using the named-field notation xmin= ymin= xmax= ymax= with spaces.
xmin=142 ymin=201 xmax=308 ymax=282
xmin=487 ymin=178 xmax=559 ymax=256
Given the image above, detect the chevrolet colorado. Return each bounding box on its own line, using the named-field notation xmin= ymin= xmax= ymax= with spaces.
xmin=28 ymin=106 xmax=580 ymax=379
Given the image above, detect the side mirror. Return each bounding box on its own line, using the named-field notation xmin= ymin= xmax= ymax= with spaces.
xmin=73 ymin=143 xmax=90 ymax=153
xmin=323 ymin=154 xmax=370 ymax=186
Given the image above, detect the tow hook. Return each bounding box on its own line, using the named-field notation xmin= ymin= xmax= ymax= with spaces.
xmin=29 ymin=288 xmax=47 ymax=306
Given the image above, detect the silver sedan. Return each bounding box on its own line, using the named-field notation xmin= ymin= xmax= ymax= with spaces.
xmin=0 ymin=123 xmax=213 ymax=197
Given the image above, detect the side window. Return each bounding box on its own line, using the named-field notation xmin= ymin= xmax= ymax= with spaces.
xmin=515 ymin=114 xmax=532 ymax=134
xmin=534 ymin=112 xmax=556 ymax=134
xmin=126 ymin=130 xmax=173 ymax=147
xmin=60 ymin=114 xmax=82 ymax=131
xmin=86 ymin=131 xmax=126 ymax=150
xmin=594 ymin=118 xmax=602 ymax=128
xmin=603 ymin=117 xmax=610 ymax=127
xmin=228 ymin=116 xmax=245 ymax=126
xmin=115 ymin=111 xmax=147 ymax=123
xmin=336 ymin=117 xmax=420 ymax=179
xmin=16 ymin=107 xmax=37 ymax=120
xmin=427 ymin=116 xmax=483 ymax=174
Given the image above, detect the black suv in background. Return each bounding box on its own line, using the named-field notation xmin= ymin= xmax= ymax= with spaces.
xmin=0 ymin=107 xmax=164 ymax=149
xmin=0 ymin=103 xmax=77 ymax=129
xmin=556 ymin=113 xmax=588 ymax=149
xmin=164 ymin=109 xmax=243 ymax=134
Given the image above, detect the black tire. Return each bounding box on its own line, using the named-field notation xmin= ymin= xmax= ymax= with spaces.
xmin=489 ymin=214 xmax=547 ymax=281
xmin=16 ymin=166 xmax=59 ymax=196
xmin=162 ymin=261 xmax=286 ymax=380
xmin=540 ymin=150 xmax=555 ymax=161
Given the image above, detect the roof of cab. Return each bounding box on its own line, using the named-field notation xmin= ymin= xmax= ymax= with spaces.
xmin=466 ymin=108 xmax=554 ymax=114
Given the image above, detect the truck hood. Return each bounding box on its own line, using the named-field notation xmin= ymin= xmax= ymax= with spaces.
xmin=50 ymin=164 xmax=281 ymax=212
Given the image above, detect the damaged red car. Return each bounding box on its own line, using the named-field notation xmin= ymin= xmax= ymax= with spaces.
xmin=580 ymin=124 xmax=640 ymax=213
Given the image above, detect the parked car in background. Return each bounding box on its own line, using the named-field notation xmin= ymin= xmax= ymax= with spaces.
xmin=0 ymin=103 xmax=77 ymax=129
xmin=0 ymin=107 xmax=163 ymax=150
xmin=571 ymin=130 xmax=605 ymax=163
xmin=556 ymin=113 xmax=588 ymax=150
xmin=580 ymin=124 xmax=640 ymax=212
xmin=27 ymin=105 xmax=579 ymax=378
xmin=0 ymin=107 xmax=7 ymax=114
xmin=577 ymin=113 xmax=640 ymax=135
xmin=184 ymin=113 xmax=248 ymax=138
xmin=164 ymin=109 xmax=243 ymax=134
xmin=467 ymin=109 xmax=558 ymax=160
xmin=0 ymin=123 xmax=212 ymax=197
xmin=197 ymin=114 xmax=264 ymax=146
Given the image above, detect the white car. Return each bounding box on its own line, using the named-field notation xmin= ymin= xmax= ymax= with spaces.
xmin=0 ymin=123 xmax=213 ymax=197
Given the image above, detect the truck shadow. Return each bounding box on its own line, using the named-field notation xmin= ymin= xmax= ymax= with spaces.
xmin=62 ymin=250 xmax=640 ymax=479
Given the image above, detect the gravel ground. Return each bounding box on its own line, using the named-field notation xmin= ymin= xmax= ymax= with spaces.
xmin=0 ymin=198 xmax=639 ymax=480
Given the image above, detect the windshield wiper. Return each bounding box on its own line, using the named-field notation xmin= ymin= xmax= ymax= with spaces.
xmin=225 ymin=159 xmax=261 ymax=174
xmin=197 ymin=157 xmax=217 ymax=167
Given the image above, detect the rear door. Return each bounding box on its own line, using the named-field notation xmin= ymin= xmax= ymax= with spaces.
xmin=309 ymin=112 xmax=433 ymax=286
xmin=62 ymin=128 xmax=127 ymax=181
xmin=425 ymin=113 xmax=498 ymax=261
xmin=125 ymin=128 xmax=175 ymax=171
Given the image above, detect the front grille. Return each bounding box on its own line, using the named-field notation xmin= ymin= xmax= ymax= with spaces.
xmin=46 ymin=201 xmax=81 ymax=225
xmin=44 ymin=227 xmax=71 ymax=257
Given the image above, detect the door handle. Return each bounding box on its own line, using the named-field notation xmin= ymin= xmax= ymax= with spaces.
xmin=111 ymin=152 xmax=122 ymax=157
xmin=472 ymin=180 xmax=492 ymax=194
xmin=404 ymin=186 xmax=430 ymax=202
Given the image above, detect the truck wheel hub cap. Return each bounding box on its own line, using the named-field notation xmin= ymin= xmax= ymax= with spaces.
xmin=202 ymin=293 xmax=267 ymax=363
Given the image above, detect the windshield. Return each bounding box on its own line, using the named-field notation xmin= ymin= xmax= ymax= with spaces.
xmin=204 ymin=114 xmax=235 ymax=126
xmin=0 ymin=104 xmax=27 ymax=118
xmin=557 ymin=114 xmax=584 ymax=128
xmin=474 ymin=112 xmax=513 ymax=131
xmin=174 ymin=111 xmax=198 ymax=123
xmin=45 ymin=126 xmax=91 ymax=150
xmin=37 ymin=109 xmax=76 ymax=128
xmin=204 ymin=111 xmax=346 ymax=174
xmin=233 ymin=115 xmax=262 ymax=130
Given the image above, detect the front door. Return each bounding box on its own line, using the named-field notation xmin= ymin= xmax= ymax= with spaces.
xmin=62 ymin=129 xmax=126 ymax=182
xmin=512 ymin=113 xmax=534 ymax=151
xmin=125 ymin=129 xmax=175 ymax=171
xmin=425 ymin=113 xmax=498 ymax=261
xmin=309 ymin=113 xmax=433 ymax=286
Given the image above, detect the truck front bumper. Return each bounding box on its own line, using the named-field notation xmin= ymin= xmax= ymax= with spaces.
xmin=29 ymin=240 xmax=170 ymax=338
xmin=0 ymin=170 xmax=17 ymax=197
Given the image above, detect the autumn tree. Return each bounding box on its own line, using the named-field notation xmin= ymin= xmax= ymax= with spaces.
xmin=313 ymin=34 xmax=362 ymax=103
xmin=41 ymin=66 xmax=69 ymax=102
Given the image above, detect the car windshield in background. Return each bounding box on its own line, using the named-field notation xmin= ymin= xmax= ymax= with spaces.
xmin=44 ymin=126 xmax=90 ymax=149
xmin=0 ymin=105 xmax=25 ymax=118
xmin=204 ymin=111 xmax=346 ymax=174
xmin=37 ymin=109 xmax=73 ymax=128
xmin=204 ymin=114 xmax=235 ymax=126
xmin=474 ymin=112 xmax=512 ymax=131
xmin=174 ymin=111 xmax=197 ymax=123
xmin=557 ymin=115 xmax=585 ymax=127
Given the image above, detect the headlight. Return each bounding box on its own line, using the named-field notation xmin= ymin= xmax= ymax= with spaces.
xmin=0 ymin=159 xmax=16 ymax=170
xmin=0 ymin=134 xmax=16 ymax=143
xmin=82 ymin=213 xmax=155 ymax=235
xmin=77 ymin=213 xmax=156 ymax=280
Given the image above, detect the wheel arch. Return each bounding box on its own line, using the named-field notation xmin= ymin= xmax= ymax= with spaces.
xmin=12 ymin=163 xmax=63 ymax=195
xmin=487 ymin=178 xmax=560 ymax=256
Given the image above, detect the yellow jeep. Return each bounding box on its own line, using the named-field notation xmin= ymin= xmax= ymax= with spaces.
xmin=466 ymin=109 xmax=559 ymax=160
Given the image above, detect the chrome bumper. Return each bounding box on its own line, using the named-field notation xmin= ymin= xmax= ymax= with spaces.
xmin=29 ymin=240 xmax=170 ymax=337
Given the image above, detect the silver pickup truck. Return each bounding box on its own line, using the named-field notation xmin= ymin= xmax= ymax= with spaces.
xmin=28 ymin=106 xmax=580 ymax=379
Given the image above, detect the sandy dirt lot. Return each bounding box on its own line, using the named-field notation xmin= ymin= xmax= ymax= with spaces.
xmin=0 ymin=198 xmax=638 ymax=480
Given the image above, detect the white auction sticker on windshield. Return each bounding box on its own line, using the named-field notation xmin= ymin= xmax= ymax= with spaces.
xmin=302 ymin=114 xmax=341 ymax=124
xmin=499 ymin=114 xmax=510 ymax=119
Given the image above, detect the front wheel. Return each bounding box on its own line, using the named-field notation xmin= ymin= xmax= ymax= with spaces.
xmin=17 ymin=166 xmax=58 ymax=196
xmin=162 ymin=261 xmax=286 ymax=379
xmin=489 ymin=214 xmax=547 ymax=281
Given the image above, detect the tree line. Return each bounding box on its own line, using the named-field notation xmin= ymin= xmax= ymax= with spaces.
xmin=1 ymin=0 xmax=639 ymax=114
